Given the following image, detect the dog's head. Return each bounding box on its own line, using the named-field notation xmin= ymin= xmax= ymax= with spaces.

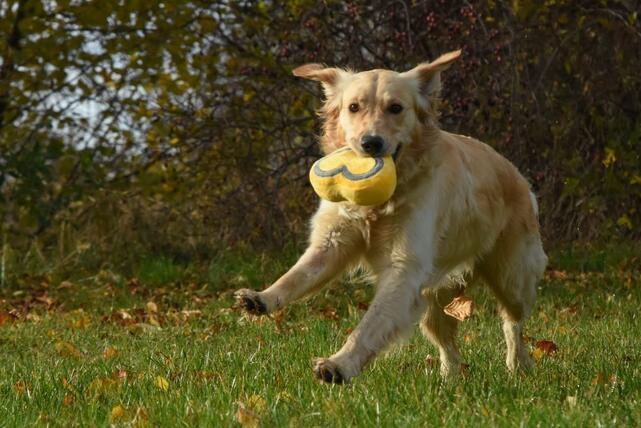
xmin=293 ymin=50 xmax=461 ymax=159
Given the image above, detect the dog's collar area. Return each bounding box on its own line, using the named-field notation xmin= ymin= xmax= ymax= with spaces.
xmin=392 ymin=144 xmax=403 ymax=162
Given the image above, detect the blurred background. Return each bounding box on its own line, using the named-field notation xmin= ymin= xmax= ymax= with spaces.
xmin=1 ymin=0 xmax=640 ymax=285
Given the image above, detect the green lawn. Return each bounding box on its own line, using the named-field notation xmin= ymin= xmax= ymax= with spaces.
xmin=1 ymin=245 xmax=640 ymax=427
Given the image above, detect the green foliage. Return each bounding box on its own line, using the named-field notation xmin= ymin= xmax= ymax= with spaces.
xmin=1 ymin=0 xmax=640 ymax=259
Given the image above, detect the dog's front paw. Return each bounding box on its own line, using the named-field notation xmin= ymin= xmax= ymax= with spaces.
xmin=313 ymin=358 xmax=345 ymax=384
xmin=234 ymin=289 xmax=268 ymax=315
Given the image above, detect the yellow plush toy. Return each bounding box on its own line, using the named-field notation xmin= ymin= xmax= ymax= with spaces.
xmin=309 ymin=147 xmax=397 ymax=206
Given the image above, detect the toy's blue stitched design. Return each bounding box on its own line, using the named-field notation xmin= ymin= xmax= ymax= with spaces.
xmin=313 ymin=148 xmax=384 ymax=181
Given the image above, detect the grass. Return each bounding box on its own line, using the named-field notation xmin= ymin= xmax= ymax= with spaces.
xmin=0 ymin=244 xmax=640 ymax=427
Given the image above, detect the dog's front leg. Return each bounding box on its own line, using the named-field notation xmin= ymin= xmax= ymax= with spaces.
xmin=235 ymin=203 xmax=364 ymax=315
xmin=314 ymin=266 xmax=431 ymax=383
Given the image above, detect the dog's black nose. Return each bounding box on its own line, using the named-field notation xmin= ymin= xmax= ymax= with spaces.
xmin=361 ymin=135 xmax=385 ymax=156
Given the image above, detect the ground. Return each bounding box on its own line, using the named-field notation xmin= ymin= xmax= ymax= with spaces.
xmin=0 ymin=245 xmax=640 ymax=427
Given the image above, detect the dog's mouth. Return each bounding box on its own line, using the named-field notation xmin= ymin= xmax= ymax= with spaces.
xmin=392 ymin=144 xmax=403 ymax=162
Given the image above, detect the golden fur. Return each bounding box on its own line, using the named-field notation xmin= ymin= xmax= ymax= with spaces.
xmin=235 ymin=50 xmax=548 ymax=383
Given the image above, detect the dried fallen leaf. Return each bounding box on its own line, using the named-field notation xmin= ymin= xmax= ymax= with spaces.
xmin=319 ymin=307 xmax=339 ymax=321
xmin=532 ymin=339 xmax=558 ymax=361
xmin=547 ymin=270 xmax=569 ymax=280
xmin=146 ymin=301 xmax=158 ymax=313
xmin=236 ymin=402 xmax=259 ymax=428
xmin=592 ymin=372 xmax=617 ymax=386
xmin=559 ymin=307 xmax=578 ymax=318
xmin=57 ymin=281 xmax=74 ymax=290
xmin=128 ymin=322 xmax=161 ymax=334
xmin=128 ymin=277 xmax=141 ymax=289
xmin=103 ymin=346 xmax=119 ymax=359
xmin=63 ymin=394 xmax=75 ymax=406
xmin=356 ymin=302 xmax=369 ymax=311
xmin=195 ymin=371 xmax=222 ymax=382
xmin=13 ymin=380 xmax=31 ymax=396
xmin=463 ymin=332 xmax=477 ymax=343
xmin=155 ymin=376 xmax=169 ymax=391
xmin=535 ymin=340 xmax=558 ymax=354
xmin=0 ymin=311 xmax=10 ymax=326
xmin=180 ymin=310 xmax=202 ymax=320
xmin=61 ymin=377 xmax=79 ymax=397
xmin=236 ymin=394 xmax=267 ymax=426
xmin=272 ymin=309 xmax=285 ymax=325
xmin=55 ymin=341 xmax=82 ymax=358
xmin=443 ymin=295 xmax=475 ymax=321
xmin=35 ymin=294 xmax=56 ymax=307
xmin=565 ymin=396 xmax=577 ymax=407
xmin=26 ymin=313 xmax=41 ymax=322
xmin=118 ymin=309 xmax=133 ymax=320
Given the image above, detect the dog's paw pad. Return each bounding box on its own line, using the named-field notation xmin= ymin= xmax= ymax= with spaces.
xmin=234 ymin=289 xmax=267 ymax=315
xmin=313 ymin=358 xmax=344 ymax=384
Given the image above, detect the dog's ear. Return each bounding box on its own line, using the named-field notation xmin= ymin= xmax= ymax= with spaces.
xmin=292 ymin=64 xmax=349 ymax=99
xmin=402 ymin=50 xmax=461 ymax=97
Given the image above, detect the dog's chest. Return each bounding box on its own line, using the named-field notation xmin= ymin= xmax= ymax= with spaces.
xmin=341 ymin=202 xmax=406 ymax=251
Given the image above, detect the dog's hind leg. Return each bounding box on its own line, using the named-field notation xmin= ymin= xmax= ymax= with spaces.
xmin=481 ymin=235 xmax=547 ymax=372
xmin=235 ymin=201 xmax=364 ymax=315
xmin=420 ymin=287 xmax=462 ymax=378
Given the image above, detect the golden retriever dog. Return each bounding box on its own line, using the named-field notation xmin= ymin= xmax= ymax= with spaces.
xmin=235 ymin=50 xmax=548 ymax=383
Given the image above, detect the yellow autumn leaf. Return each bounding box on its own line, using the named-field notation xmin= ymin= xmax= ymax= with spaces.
xmin=276 ymin=391 xmax=295 ymax=403
xmin=88 ymin=377 xmax=120 ymax=396
xmin=70 ymin=309 xmax=91 ymax=329
xmin=617 ymin=214 xmax=633 ymax=229
xmin=243 ymin=90 xmax=255 ymax=103
xmin=246 ymin=394 xmax=266 ymax=414
xmin=155 ymin=376 xmax=169 ymax=391
xmin=111 ymin=405 xmax=126 ymax=420
xmin=602 ymin=147 xmax=616 ymax=168
xmin=169 ymin=138 xmax=179 ymax=146
xmin=236 ymin=394 xmax=267 ymax=427
xmin=532 ymin=347 xmax=545 ymax=362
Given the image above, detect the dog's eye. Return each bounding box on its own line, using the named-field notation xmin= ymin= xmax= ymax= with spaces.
xmin=388 ymin=104 xmax=403 ymax=114
xmin=348 ymin=103 xmax=360 ymax=113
